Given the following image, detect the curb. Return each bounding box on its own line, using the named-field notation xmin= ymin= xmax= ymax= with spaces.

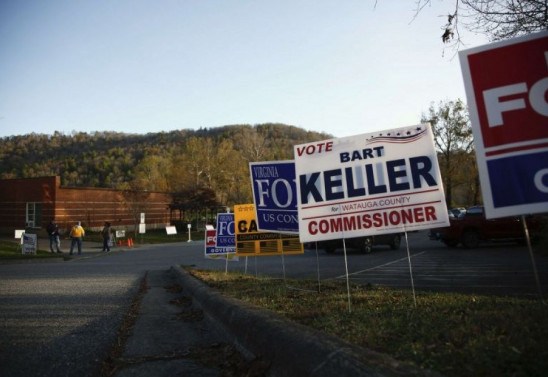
xmin=171 ymin=267 xmax=442 ymax=377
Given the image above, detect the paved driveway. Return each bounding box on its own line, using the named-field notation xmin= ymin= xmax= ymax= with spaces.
xmin=198 ymin=231 xmax=548 ymax=297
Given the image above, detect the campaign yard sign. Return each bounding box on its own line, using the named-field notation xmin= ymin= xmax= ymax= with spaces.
xmin=22 ymin=233 xmax=37 ymax=255
xmin=294 ymin=125 xmax=450 ymax=243
xmin=460 ymin=31 xmax=548 ymax=218
xmin=249 ymin=160 xmax=298 ymax=234
xmin=204 ymin=226 xmax=218 ymax=257
xmin=214 ymin=213 xmax=236 ymax=254
xmin=234 ymin=204 xmax=303 ymax=256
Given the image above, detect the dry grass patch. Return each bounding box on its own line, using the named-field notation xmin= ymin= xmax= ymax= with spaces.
xmin=189 ymin=268 xmax=548 ymax=377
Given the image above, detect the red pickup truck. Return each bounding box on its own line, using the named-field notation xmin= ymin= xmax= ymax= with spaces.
xmin=429 ymin=206 xmax=543 ymax=248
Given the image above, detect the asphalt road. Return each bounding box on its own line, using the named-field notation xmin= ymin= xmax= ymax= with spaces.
xmin=1 ymin=231 xmax=547 ymax=376
xmin=198 ymin=230 xmax=548 ymax=297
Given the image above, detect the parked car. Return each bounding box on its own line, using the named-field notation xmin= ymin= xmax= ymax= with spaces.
xmin=314 ymin=232 xmax=402 ymax=254
xmin=449 ymin=207 xmax=466 ymax=218
xmin=429 ymin=205 xmax=542 ymax=248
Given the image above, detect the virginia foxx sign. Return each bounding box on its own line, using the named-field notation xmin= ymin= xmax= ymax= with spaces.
xmin=294 ymin=125 xmax=450 ymax=243
xmin=459 ymin=31 xmax=548 ymax=218
xmin=214 ymin=213 xmax=236 ymax=254
xmin=249 ymin=160 xmax=298 ymax=234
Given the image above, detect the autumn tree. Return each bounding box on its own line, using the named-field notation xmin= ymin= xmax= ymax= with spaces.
xmin=209 ymin=139 xmax=251 ymax=206
xmin=117 ymin=180 xmax=151 ymax=236
xmin=132 ymin=155 xmax=172 ymax=192
xmin=173 ymin=136 xmax=212 ymax=191
xmin=232 ymin=126 xmax=268 ymax=162
xmin=421 ymin=99 xmax=478 ymax=207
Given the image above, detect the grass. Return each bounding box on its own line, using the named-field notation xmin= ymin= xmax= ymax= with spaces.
xmin=189 ymin=269 xmax=548 ymax=377
xmin=0 ymin=239 xmax=60 ymax=259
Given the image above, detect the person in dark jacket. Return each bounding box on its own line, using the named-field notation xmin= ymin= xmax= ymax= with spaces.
xmin=101 ymin=222 xmax=113 ymax=252
xmin=46 ymin=220 xmax=61 ymax=253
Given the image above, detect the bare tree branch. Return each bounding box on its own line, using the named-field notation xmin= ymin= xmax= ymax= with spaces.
xmin=408 ymin=0 xmax=547 ymax=50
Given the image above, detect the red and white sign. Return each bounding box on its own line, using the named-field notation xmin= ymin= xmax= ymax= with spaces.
xmin=294 ymin=125 xmax=449 ymax=243
xmin=460 ymin=31 xmax=548 ymax=218
xmin=204 ymin=227 xmax=216 ymax=257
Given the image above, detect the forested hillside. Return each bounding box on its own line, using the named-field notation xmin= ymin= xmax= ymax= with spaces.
xmin=0 ymin=123 xmax=331 ymax=208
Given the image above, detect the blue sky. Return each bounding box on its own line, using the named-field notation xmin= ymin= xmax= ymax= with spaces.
xmin=0 ymin=0 xmax=489 ymax=138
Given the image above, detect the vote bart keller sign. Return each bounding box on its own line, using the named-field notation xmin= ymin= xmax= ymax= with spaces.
xmin=459 ymin=31 xmax=548 ymax=218
xmin=249 ymin=160 xmax=298 ymax=234
xmin=294 ymin=125 xmax=450 ymax=243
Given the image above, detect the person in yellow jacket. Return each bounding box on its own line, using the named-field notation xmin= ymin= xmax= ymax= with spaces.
xmin=69 ymin=221 xmax=85 ymax=255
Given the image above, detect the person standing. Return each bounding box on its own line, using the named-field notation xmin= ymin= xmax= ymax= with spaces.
xmin=101 ymin=222 xmax=113 ymax=252
xmin=69 ymin=221 xmax=85 ymax=255
xmin=46 ymin=220 xmax=61 ymax=253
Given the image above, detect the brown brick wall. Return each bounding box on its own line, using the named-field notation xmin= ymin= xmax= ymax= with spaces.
xmin=0 ymin=176 xmax=171 ymax=234
xmin=0 ymin=176 xmax=58 ymax=230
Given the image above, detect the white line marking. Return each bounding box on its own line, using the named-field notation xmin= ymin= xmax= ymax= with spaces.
xmin=334 ymin=250 xmax=428 ymax=279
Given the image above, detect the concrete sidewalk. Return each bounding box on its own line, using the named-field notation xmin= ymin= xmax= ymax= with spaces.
xmin=108 ymin=268 xmax=266 ymax=377
xmin=110 ymin=267 xmax=441 ymax=377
